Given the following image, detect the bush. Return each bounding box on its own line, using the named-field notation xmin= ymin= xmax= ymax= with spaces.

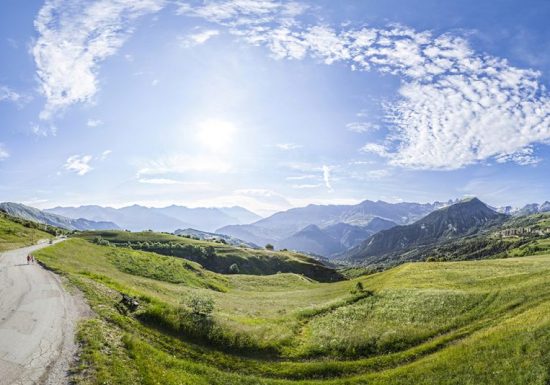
xmin=203 ymin=246 xmax=216 ymax=258
xmin=265 ymin=244 xmax=274 ymax=250
xmin=188 ymin=295 xmax=214 ymax=317
xmin=229 ymin=263 xmax=240 ymax=274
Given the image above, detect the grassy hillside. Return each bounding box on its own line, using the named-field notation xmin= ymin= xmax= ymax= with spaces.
xmin=76 ymin=230 xmax=343 ymax=282
xmin=0 ymin=212 xmax=55 ymax=251
xmin=346 ymin=212 xmax=550 ymax=269
xmin=34 ymin=238 xmax=550 ymax=384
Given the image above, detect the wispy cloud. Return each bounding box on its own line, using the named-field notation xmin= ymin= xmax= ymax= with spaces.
xmin=176 ymin=0 xmax=306 ymax=26
xmin=494 ymin=146 xmax=540 ymax=166
xmin=0 ymin=144 xmax=9 ymax=161
xmin=346 ymin=122 xmax=379 ymax=133
xmin=0 ymin=85 xmax=24 ymax=104
xmin=138 ymin=154 xmax=232 ymax=176
xmin=87 ymin=119 xmax=103 ymax=127
xmin=322 ymin=165 xmax=333 ymax=191
xmin=31 ymin=122 xmax=58 ymax=137
xmin=99 ymin=150 xmax=112 ymax=161
xmin=361 ymin=143 xmax=391 ymax=158
xmin=64 ymin=154 xmax=93 ymax=175
xmin=275 ymin=142 xmax=303 ymax=150
xmin=366 ymin=169 xmax=391 ymax=179
xmin=285 ymin=174 xmax=317 ymax=180
xmin=139 ymin=178 xmax=188 ymax=185
xmin=179 ymin=29 xmax=220 ymax=47
xmin=178 ymin=4 xmax=550 ymax=170
xmin=33 ymin=0 xmax=165 ymax=120
xmin=292 ymin=183 xmax=321 ymax=189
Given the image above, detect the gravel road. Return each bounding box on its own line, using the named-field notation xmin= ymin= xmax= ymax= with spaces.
xmin=0 ymin=241 xmax=88 ymax=385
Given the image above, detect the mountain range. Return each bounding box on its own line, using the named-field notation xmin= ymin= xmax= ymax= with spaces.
xmin=497 ymin=201 xmax=550 ymax=216
xmin=217 ymin=199 xmax=457 ymax=256
xmin=344 ymin=198 xmax=507 ymax=265
xmin=0 ymin=202 xmax=119 ymax=231
xmin=174 ymin=228 xmax=259 ymax=248
xmin=45 ymin=204 xmax=262 ymax=232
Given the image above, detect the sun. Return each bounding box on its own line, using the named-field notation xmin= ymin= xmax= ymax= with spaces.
xmin=195 ymin=119 xmax=237 ymax=152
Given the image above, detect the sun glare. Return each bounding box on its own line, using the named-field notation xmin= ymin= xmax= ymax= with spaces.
xmin=196 ymin=119 xmax=237 ymax=152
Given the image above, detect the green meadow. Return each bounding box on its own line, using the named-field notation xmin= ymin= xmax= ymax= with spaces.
xmin=34 ymin=237 xmax=550 ymax=385
xmin=0 ymin=212 xmax=54 ymax=251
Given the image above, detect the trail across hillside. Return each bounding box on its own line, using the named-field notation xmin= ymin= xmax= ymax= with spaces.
xmin=0 ymin=241 xmax=88 ymax=385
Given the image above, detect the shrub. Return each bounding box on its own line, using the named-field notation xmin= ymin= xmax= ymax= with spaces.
xmin=228 ymin=263 xmax=240 ymax=274
xmin=265 ymin=244 xmax=274 ymax=250
xmin=204 ymin=246 xmax=216 ymax=258
xmin=188 ymin=295 xmax=214 ymax=317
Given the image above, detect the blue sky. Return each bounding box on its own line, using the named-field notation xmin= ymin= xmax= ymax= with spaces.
xmin=0 ymin=0 xmax=549 ymax=215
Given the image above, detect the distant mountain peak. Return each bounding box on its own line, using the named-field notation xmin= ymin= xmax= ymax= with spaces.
xmin=0 ymin=202 xmax=120 ymax=231
xmin=344 ymin=198 xmax=505 ymax=264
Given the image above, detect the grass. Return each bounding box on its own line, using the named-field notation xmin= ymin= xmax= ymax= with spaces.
xmin=0 ymin=212 xmax=54 ymax=251
xmin=76 ymin=230 xmax=343 ymax=282
xmin=34 ymin=238 xmax=550 ymax=384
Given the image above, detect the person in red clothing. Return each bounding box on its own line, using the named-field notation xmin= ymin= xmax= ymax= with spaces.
xmin=27 ymin=254 xmax=31 ymax=264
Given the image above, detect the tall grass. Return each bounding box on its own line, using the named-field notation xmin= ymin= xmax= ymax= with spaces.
xmin=34 ymin=239 xmax=550 ymax=384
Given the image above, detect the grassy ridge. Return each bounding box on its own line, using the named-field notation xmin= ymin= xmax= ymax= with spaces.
xmin=0 ymin=212 xmax=54 ymax=251
xmin=35 ymin=239 xmax=550 ymax=384
xmin=76 ymin=230 xmax=343 ymax=282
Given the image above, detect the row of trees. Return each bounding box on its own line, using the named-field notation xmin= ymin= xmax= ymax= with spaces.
xmin=93 ymin=237 xmax=218 ymax=259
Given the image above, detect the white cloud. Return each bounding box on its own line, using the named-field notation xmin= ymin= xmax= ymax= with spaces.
xmin=292 ymin=183 xmax=321 ymax=189
xmin=100 ymin=150 xmax=112 ymax=160
xmin=366 ymin=169 xmax=391 ymax=179
xmin=322 ymin=165 xmax=333 ymax=191
xmin=138 ymin=154 xmax=232 ymax=175
xmin=179 ymin=5 xmax=550 ymax=170
xmin=87 ymin=119 xmax=103 ymax=127
xmin=31 ymin=122 xmax=58 ymax=136
xmin=0 ymin=85 xmax=23 ymax=104
xmin=285 ymin=174 xmax=316 ymax=180
xmin=361 ymin=143 xmax=391 ymax=158
xmin=139 ymin=178 xmax=186 ymax=185
xmin=33 ymin=0 xmax=550 ymax=170
xmin=179 ymin=29 xmax=219 ymax=47
xmin=64 ymin=154 xmax=93 ymax=175
xmin=275 ymin=142 xmax=302 ymax=150
xmin=346 ymin=122 xmax=379 ymax=133
xmin=494 ymin=146 xmax=541 ymax=166
xmin=33 ymin=0 xmax=165 ymax=119
xmin=0 ymin=144 xmax=9 ymax=160
xmin=177 ymin=0 xmax=306 ymax=26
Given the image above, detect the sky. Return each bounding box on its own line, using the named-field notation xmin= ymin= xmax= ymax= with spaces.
xmin=0 ymin=0 xmax=549 ymax=216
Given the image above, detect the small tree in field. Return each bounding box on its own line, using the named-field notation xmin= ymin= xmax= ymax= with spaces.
xmin=265 ymin=243 xmax=274 ymax=250
xmin=229 ymin=263 xmax=240 ymax=274
xmin=355 ymin=281 xmax=364 ymax=292
xmin=188 ymin=295 xmax=214 ymax=318
xmin=203 ymin=246 xmax=216 ymax=258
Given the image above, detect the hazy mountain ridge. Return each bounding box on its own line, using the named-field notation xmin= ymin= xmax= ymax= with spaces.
xmin=496 ymin=201 xmax=550 ymax=216
xmin=174 ymin=228 xmax=259 ymax=248
xmin=217 ymin=199 xmax=452 ymax=255
xmin=45 ymin=204 xmax=262 ymax=233
xmin=345 ymin=198 xmax=508 ymax=265
xmin=0 ymin=202 xmax=120 ymax=231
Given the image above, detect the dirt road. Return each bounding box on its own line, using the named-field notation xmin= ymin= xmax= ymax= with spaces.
xmin=0 ymin=242 xmax=88 ymax=385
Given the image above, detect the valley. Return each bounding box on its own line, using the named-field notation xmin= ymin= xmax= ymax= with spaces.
xmin=2 ymin=199 xmax=550 ymax=384
xmin=31 ymin=235 xmax=550 ymax=384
